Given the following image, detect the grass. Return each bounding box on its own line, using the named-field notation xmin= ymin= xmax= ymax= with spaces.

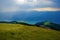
xmin=0 ymin=23 xmax=60 ymax=40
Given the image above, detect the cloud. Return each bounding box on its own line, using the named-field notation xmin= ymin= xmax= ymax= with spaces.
xmin=0 ymin=0 xmax=60 ymax=12
xmin=22 ymin=0 xmax=53 ymax=7
xmin=28 ymin=8 xmax=60 ymax=11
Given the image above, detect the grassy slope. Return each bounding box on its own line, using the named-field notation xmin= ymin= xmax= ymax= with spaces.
xmin=0 ymin=23 xmax=60 ymax=40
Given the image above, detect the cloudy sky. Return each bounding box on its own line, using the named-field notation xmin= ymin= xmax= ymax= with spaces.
xmin=0 ymin=0 xmax=60 ymax=12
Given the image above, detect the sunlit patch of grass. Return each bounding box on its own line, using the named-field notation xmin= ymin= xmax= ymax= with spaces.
xmin=0 ymin=23 xmax=60 ymax=40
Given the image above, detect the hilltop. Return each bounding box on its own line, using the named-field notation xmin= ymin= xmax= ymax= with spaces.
xmin=0 ymin=23 xmax=60 ymax=40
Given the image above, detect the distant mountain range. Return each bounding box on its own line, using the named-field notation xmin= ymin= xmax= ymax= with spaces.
xmin=0 ymin=11 xmax=60 ymax=24
xmin=35 ymin=21 xmax=60 ymax=31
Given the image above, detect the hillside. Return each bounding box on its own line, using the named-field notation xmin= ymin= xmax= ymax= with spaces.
xmin=0 ymin=23 xmax=60 ymax=40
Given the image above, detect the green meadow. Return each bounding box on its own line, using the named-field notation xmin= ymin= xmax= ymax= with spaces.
xmin=0 ymin=23 xmax=60 ymax=40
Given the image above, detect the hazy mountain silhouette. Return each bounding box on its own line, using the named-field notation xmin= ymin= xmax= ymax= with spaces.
xmin=35 ymin=21 xmax=60 ymax=31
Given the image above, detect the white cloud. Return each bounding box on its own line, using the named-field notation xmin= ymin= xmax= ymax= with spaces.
xmin=30 ymin=8 xmax=60 ymax=11
xmin=0 ymin=0 xmax=58 ymax=12
xmin=1 ymin=7 xmax=60 ymax=12
xmin=14 ymin=0 xmax=53 ymax=7
xmin=14 ymin=0 xmax=25 ymax=5
xmin=24 ymin=0 xmax=53 ymax=7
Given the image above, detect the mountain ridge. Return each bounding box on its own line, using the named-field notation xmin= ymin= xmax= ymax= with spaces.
xmin=35 ymin=21 xmax=60 ymax=31
xmin=0 ymin=21 xmax=60 ymax=31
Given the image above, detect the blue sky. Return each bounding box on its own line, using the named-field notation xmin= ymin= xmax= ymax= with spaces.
xmin=0 ymin=0 xmax=60 ymax=12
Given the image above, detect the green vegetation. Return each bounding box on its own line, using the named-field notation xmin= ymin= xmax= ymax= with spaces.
xmin=35 ymin=21 xmax=60 ymax=31
xmin=0 ymin=23 xmax=60 ymax=40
